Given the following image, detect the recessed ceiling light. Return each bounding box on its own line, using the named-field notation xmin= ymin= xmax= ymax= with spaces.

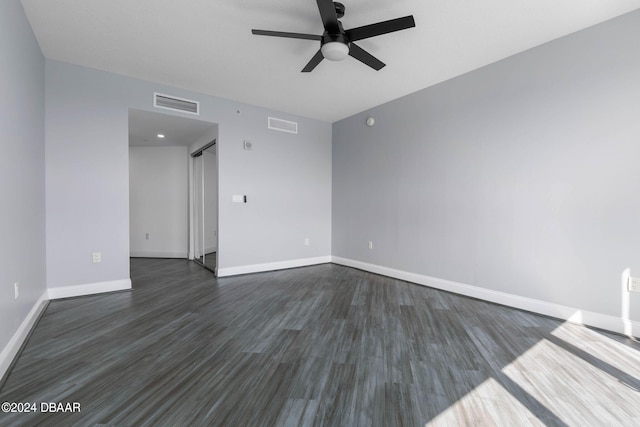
xmin=157 ymin=134 xmax=165 ymax=138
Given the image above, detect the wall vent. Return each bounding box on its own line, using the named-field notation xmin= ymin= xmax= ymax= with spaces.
xmin=154 ymin=92 xmax=199 ymax=115
xmin=268 ymin=116 xmax=298 ymax=134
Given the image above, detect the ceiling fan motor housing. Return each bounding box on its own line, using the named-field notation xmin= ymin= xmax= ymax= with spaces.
xmin=321 ymin=4 xmax=349 ymax=61
xmin=322 ymin=32 xmax=348 ymax=46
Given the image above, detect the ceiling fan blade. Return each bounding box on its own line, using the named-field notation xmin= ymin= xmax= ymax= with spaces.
xmin=252 ymin=29 xmax=322 ymax=41
xmin=316 ymin=0 xmax=340 ymax=34
xmin=348 ymin=43 xmax=385 ymax=71
xmin=345 ymin=15 xmax=415 ymax=42
xmin=301 ymin=49 xmax=324 ymax=72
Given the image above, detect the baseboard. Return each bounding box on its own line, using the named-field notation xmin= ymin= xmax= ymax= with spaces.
xmin=217 ymin=256 xmax=332 ymax=277
xmin=48 ymin=278 xmax=132 ymax=300
xmin=331 ymin=256 xmax=640 ymax=338
xmin=0 ymin=290 xmax=48 ymax=384
xmin=129 ymin=251 xmax=188 ymax=259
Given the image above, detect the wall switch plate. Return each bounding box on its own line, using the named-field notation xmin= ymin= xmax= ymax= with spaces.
xmin=92 ymin=252 xmax=102 ymax=263
xmin=145 ymin=233 xmax=150 ymax=240
xmin=368 ymin=241 xmax=373 ymax=250
xmin=232 ymin=195 xmax=244 ymax=203
xmin=628 ymin=277 xmax=640 ymax=292
xmin=304 ymin=238 xmax=310 ymax=246
xmin=14 ymin=282 xmax=19 ymax=300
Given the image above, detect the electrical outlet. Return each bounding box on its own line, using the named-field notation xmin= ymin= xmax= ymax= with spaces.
xmin=304 ymin=238 xmax=310 ymax=246
xmin=628 ymin=277 xmax=640 ymax=292
xmin=14 ymin=282 xmax=19 ymax=300
xmin=368 ymin=241 xmax=373 ymax=250
xmin=92 ymin=252 xmax=102 ymax=263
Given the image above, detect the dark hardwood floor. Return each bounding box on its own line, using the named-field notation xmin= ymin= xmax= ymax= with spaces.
xmin=1 ymin=259 xmax=639 ymax=426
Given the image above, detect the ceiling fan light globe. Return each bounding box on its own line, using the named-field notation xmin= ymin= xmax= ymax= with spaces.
xmin=321 ymin=42 xmax=349 ymax=61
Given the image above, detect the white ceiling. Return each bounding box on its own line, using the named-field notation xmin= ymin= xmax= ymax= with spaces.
xmin=21 ymin=0 xmax=640 ymax=123
xmin=128 ymin=109 xmax=217 ymax=147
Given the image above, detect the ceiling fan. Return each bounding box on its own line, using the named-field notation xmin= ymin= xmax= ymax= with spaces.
xmin=252 ymin=0 xmax=415 ymax=72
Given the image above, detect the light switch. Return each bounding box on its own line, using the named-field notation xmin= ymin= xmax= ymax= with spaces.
xmin=232 ymin=195 xmax=244 ymax=203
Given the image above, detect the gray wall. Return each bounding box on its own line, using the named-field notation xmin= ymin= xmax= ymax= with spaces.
xmin=333 ymin=10 xmax=640 ymax=322
xmin=45 ymin=60 xmax=332 ymax=289
xmin=129 ymin=146 xmax=189 ymax=258
xmin=0 ymin=0 xmax=46 ymax=361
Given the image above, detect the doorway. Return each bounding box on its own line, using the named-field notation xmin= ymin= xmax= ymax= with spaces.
xmin=128 ymin=108 xmax=218 ymax=275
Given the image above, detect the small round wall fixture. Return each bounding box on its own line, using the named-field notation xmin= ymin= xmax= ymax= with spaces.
xmin=366 ymin=117 xmax=375 ymax=127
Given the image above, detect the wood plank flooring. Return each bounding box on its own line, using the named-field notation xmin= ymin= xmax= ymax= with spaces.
xmin=1 ymin=259 xmax=639 ymax=426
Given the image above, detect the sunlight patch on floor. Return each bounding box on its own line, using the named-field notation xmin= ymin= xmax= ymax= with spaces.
xmin=550 ymin=320 xmax=640 ymax=387
xmin=426 ymin=377 xmax=543 ymax=427
xmin=496 ymin=321 xmax=640 ymax=425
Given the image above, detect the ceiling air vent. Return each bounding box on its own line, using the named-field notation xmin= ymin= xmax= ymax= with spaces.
xmin=153 ymin=92 xmax=199 ymax=115
xmin=268 ymin=116 xmax=298 ymax=134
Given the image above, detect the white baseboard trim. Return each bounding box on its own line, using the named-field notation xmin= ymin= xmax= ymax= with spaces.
xmin=130 ymin=251 xmax=188 ymax=259
xmin=0 ymin=290 xmax=48 ymax=381
xmin=217 ymin=256 xmax=332 ymax=277
xmin=48 ymin=278 xmax=132 ymax=300
xmin=331 ymin=256 xmax=640 ymax=338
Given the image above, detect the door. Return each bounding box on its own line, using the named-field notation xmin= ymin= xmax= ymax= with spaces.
xmin=191 ymin=140 xmax=217 ymax=273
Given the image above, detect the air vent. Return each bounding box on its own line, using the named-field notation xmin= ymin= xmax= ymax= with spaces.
xmin=268 ymin=116 xmax=298 ymax=134
xmin=153 ymin=92 xmax=199 ymax=115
